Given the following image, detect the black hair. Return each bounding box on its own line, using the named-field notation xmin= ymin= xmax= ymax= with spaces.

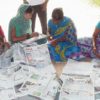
xmin=25 ymin=6 xmax=33 ymax=13
xmin=52 ymin=8 xmax=64 ymax=21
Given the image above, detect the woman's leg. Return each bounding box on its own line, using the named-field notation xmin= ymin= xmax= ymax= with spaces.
xmin=37 ymin=5 xmax=47 ymax=35
xmin=31 ymin=6 xmax=37 ymax=32
xmin=51 ymin=61 xmax=67 ymax=77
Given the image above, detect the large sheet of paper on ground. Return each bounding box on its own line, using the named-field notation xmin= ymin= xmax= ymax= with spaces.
xmin=92 ymin=59 xmax=100 ymax=100
xmin=59 ymin=60 xmax=94 ymax=100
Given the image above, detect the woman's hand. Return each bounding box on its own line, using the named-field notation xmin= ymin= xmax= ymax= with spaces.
xmin=93 ymin=46 xmax=100 ymax=58
xmin=93 ymin=46 xmax=97 ymax=54
xmin=31 ymin=32 xmax=39 ymax=38
xmin=48 ymin=36 xmax=66 ymax=46
xmin=50 ymin=40 xmax=57 ymax=46
xmin=59 ymin=36 xmax=67 ymax=42
xmin=48 ymin=36 xmax=53 ymax=41
xmin=26 ymin=34 xmax=31 ymax=39
xmin=5 ymin=42 xmax=10 ymax=49
xmin=47 ymin=36 xmax=57 ymax=46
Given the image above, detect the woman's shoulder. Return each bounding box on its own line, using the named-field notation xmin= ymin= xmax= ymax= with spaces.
xmin=48 ymin=19 xmax=53 ymax=26
xmin=96 ymin=21 xmax=100 ymax=29
xmin=9 ymin=17 xmax=18 ymax=27
xmin=48 ymin=19 xmax=52 ymax=23
xmin=63 ymin=16 xmax=72 ymax=23
xmin=9 ymin=17 xmax=16 ymax=23
xmin=60 ymin=16 xmax=72 ymax=26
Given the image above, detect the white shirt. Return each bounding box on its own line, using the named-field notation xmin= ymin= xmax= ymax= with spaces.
xmin=28 ymin=0 xmax=45 ymax=6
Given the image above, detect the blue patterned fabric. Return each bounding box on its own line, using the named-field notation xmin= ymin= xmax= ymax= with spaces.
xmin=48 ymin=17 xmax=81 ymax=62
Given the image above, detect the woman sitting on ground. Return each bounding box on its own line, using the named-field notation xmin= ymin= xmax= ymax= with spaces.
xmin=8 ymin=4 xmax=39 ymax=45
xmin=78 ymin=21 xmax=100 ymax=59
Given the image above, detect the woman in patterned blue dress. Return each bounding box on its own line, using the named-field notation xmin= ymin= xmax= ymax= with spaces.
xmin=48 ymin=8 xmax=81 ymax=62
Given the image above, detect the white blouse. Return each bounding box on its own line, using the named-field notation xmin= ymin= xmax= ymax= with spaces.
xmin=28 ymin=0 xmax=45 ymax=6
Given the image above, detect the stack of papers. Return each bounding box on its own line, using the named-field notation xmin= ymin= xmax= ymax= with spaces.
xmin=1 ymin=37 xmax=100 ymax=100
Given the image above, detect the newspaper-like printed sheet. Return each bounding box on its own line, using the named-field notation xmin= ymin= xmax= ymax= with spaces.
xmin=58 ymin=60 xmax=94 ymax=100
xmin=60 ymin=74 xmax=94 ymax=100
xmin=92 ymin=62 xmax=100 ymax=100
xmin=22 ymin=44 xmax=51 ymax=68
xmin=0 ymin=63 xmax=39 ymax=100
xmin=19 ymin=72 xmax=58 ymax=100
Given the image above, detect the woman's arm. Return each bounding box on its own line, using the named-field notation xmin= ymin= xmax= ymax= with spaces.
xmin=11 ymin=27 xmax=29 ymax=43
xmin=47 ymin=28 xmax=52 ymax=41
xmin=93 ymin=28 xmax=100 ymax=58
xmin=30 ymin=32 xmax=39 ymax=38
xmin=48 ymin=28 xmax=66 ymax=46
xmin=0 ymin=26 xmax=6 ymax=42
xmin=93 ymin=29 xmax=99 ymax=50
xmin=47 ymin=28 xmax=56 ymax=46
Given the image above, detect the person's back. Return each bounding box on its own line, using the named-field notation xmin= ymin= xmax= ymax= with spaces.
xmin=8 ymin=4 xmax=39 ymax=45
